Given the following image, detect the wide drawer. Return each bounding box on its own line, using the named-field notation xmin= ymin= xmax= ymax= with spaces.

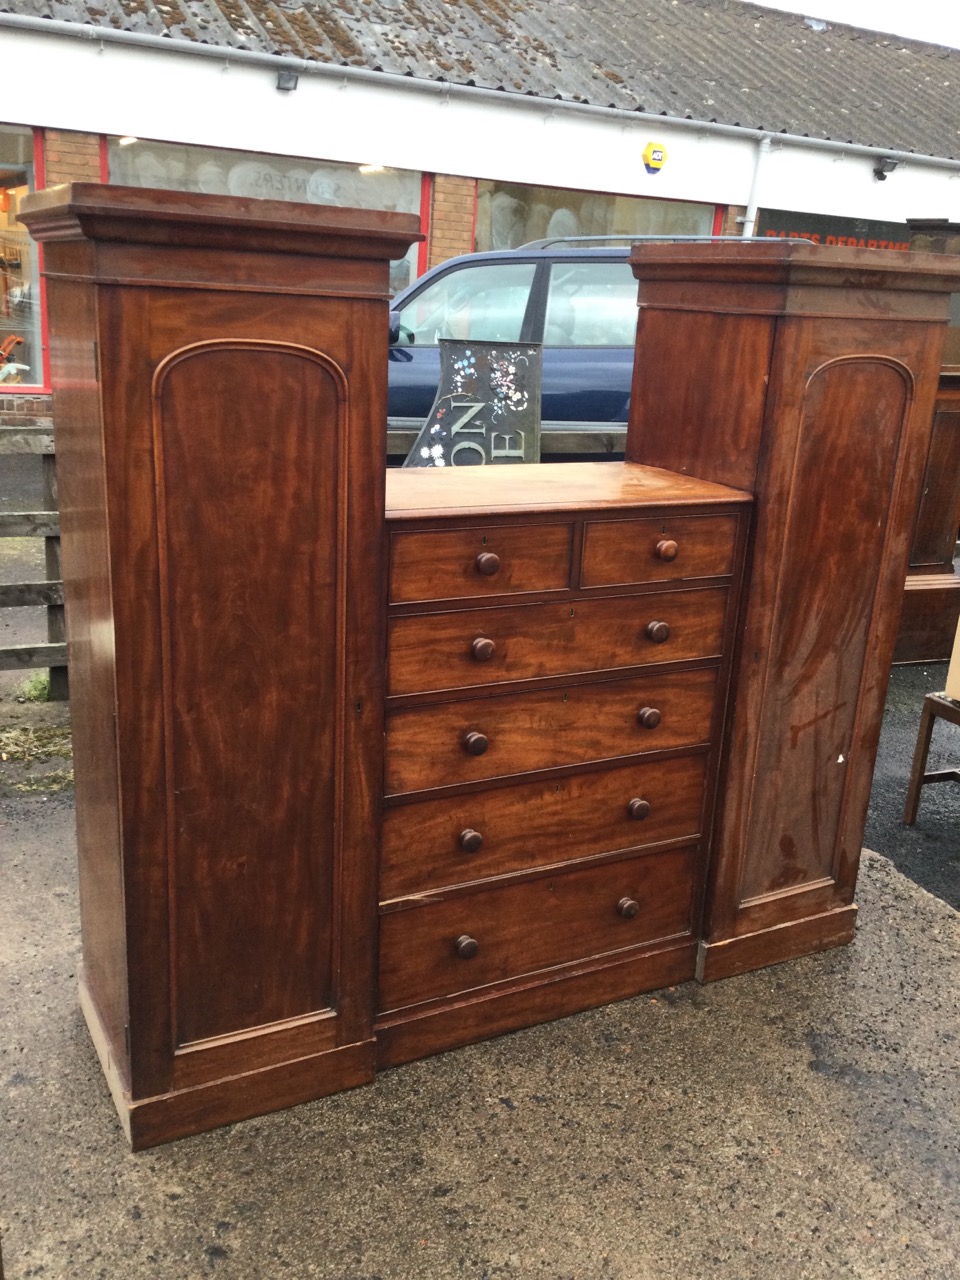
xmin=388 ymin=587 xmax=729 ymax=695
xmin=381 ymin=754 xmax=707 ymax=899
xmin=385 ymin=667 xmax=718 ymax=795
xmin=581 ymin=514 xmax=738 ymax=587
xmin=389 ymin=522 xmax=572 ymax=604
xmin=378 ymin=845 xmax=698 ymax=1013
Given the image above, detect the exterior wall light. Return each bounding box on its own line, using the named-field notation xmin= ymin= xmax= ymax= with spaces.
xmin=874 ymin=157 xmax=899 ymax=181
xmin=276 ymin=70 xmax=299 ymax=91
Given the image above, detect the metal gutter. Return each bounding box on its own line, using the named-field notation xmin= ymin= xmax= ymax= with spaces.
xmin=3 ymin=10 xmax=960 ymax=172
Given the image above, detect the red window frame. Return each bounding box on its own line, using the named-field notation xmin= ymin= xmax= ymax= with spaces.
xmin=3 ymin=126 xmax=51 ymax=393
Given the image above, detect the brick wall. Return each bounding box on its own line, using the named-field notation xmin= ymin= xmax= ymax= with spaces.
xmin=43 ymin=130 xmax=102 ymax=185
xmin=718 ymin=205 xmax=746 ymax=237
xmin=0 ymin=393 xmax=53 ymax=426
xmin=427 ymin=175 xmax=477 ymax=268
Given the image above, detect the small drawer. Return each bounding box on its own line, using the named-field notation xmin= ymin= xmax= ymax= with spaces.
xmin=387 ymin=587 xmax=729 ymax=695
xmin=384 ymin=667 xmax=718 ymax=795
xmin=378 ymin=846 xmax=698 ymax=1013
xmin=389 ymin=522 xmax=572 ymax=604
xmin=381 ymin=754 xmax=707 ymax=899
xmin=581 ymin=514 xmax=738 ymax=587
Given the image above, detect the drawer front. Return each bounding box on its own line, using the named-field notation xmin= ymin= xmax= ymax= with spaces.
xmin=388 ymin=587 xmax=728 ymax=695
xmin=389 ymin=522 xmax=572 ymax=604
xmin=581 ymin=514 xmax=738 ymax=587
xmin=381 ymin=754 xmax=707 ymax=899
xmin=385 ymin=668 xmax=718 ymax=795
xmin=378 ymin=846 xmax=697 ymax=1013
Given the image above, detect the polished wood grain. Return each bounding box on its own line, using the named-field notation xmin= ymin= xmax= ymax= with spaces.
xmin=385 ymin=460 xmax=753 ymax=520
xmin=387 ymin=587 xmax=729 ymax=695
xmin=376 ymin=940 xmax=698 ymax=1068
xmin=909 ymin=380 xmax=960 ymax=570
xmin=381 ymin=754 xmax=708 ymax=898
xmin=389 ymin=521 xmax=572 ymax=603
xmin=626 ymin=240 xmax=960 ymax=973
xmin=378 ymin=845 xmax=697 ymax=1013
xmin=21 ymin=184 xmax=420 ymax=1146
xmin=894 ymin=374 xmax=960 ymax=661
xmin=581 ymin=515 xmax=739 ymax=586
xmin=894 ymin=572 xmax=960 ymax=663
xmin=155 ymin=342 xmax=341 ymax=1046
xmin=385 ymin=667 xmax=719 ymax=795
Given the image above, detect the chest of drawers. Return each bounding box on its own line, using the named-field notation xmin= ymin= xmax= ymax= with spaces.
xmin=377 ymin=463 xmax=751 ymax=1067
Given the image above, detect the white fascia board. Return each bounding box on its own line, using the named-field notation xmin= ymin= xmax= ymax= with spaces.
xmin=3 ymin=27 xmax=960 ymax=222
xmin=753 ymin=142 xmax=960 ymax=223
xmin=0 ymin=30 xmax=755 ymax=203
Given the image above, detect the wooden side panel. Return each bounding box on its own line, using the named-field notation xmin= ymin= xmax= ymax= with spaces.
xmin=43 ymin=270 xmax=130 ymax=1078
xmin=154 ymin=344 xmax=342 ymax=1046
xmin=625 ymin=309 xmax=775 ymax=491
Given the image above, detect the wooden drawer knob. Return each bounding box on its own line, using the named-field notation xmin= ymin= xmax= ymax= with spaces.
xmin=475 ymin=552 xmax=501 ymax=576
xmin=462 ymin=730 xmax=490 ymax=755
xmin=471 ymin=637 xmax=497 ymax=661
xmin=655 ymin=539 xmax=679 ymax=562
xmin=644 ymin=620 xmax=671 ymax=644
xmin=636 ymin=706 xmax=662 ymax=730
xmin=627 ymin=798 xmax=651 ymax=820
xmin=459 ymin=828 xmax=484 ymax=853
xmin=455 ymin=934 xmax=479 ymax=958
xmin=617 ymin=897 xmax=641 ymax=919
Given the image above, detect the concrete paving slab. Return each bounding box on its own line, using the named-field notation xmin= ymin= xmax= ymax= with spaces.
xmin=2 ymin=779 xmax=959 ymax=1280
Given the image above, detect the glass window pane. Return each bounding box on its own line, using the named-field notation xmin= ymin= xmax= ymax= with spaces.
xmin=395 ymin=262 xmax=536 ymax=345
xmin=1 ymin=126 xmax=42 ymax=388
xmin=108 ymin=138 xmax=422 ymax=294
xmin=476 ymin=180 xmax=714 ymax=250
xmin=543 ymin=262 xmax=638 ymax=347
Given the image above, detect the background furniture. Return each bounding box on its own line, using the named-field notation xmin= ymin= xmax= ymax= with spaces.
xmin=893 ymin=370 xmax=960 ymax=662
xmin=903 ymin=693 xmax=960 ymax=824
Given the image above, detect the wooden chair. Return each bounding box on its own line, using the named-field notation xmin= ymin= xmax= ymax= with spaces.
xmin=904 ymin=614 xmax=960 ymax=824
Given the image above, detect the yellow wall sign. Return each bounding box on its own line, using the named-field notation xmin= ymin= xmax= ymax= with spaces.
xmin=643 ymin=142 xmax=667 ymax=174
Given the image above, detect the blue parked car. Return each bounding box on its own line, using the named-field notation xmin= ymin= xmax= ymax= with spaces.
xmin=387 ymin=241 xmax=638 ymax=457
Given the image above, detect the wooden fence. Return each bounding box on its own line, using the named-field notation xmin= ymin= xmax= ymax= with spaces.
xmin=0 ymin=422 xmax=68 ymax=699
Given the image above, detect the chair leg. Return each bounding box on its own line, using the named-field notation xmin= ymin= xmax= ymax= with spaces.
xmin=904 ymin=696 xmax=938 ymax=825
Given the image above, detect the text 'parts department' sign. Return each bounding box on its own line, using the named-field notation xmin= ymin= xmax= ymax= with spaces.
xmin=757 ymin=208 xmax=911 ymax=251
xmin=403 ymin=340 xmax=542 ymax=468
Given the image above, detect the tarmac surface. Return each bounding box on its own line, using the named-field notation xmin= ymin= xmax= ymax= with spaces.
xmin=2 ymin=658 xmax=959 ymax=1280
xmin=4 ymin=450 xmax=960 ymax=1278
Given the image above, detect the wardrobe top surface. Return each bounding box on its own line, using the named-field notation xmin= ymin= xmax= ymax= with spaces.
xmin=385 ymin=461 xmax=752 ymax=521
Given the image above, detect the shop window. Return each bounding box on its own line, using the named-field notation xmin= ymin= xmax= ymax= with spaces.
xmin=107 ymin=138 xmax=422 ymax=294
xmin=476 ymin=180 xmax=714 ymax=251
xmin=0 ymin=125 xmax=42 ymax=388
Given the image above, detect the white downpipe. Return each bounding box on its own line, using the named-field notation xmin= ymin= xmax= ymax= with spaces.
xmin=741 ymin=135 xmax=772 ymax=236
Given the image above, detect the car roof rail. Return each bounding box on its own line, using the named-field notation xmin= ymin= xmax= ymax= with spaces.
xmin=517 ymin=233 xmax=815 ymax=249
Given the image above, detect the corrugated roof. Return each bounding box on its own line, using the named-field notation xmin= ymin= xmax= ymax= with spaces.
xmin=4 ymin=0 xmax=960 ymax=159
